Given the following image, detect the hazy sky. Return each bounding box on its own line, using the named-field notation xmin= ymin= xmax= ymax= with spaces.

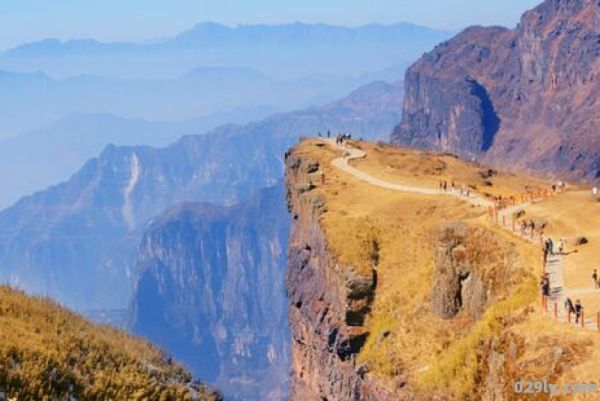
xmin=1 ymin=0 xmax=542 ymax=50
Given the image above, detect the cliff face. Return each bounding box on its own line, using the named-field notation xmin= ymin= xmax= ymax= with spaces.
xmin=285 ymin=153 xmax=399 ymax=401
xmin=392 ymin=0 xmax=600 ymax=181
xmin=130 ymin=184 xmax=290 ymax=401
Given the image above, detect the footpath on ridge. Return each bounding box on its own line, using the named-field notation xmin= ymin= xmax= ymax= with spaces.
xmin=323 ymin=138 xmax=597 ymax=331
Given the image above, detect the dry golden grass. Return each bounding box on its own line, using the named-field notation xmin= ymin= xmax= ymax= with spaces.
xmin=350 ymin=141 xmax=550 ymax=200
xmin=0 ymin=286 xmax=220 ymax=401
xmin=294 ymin=138 xmax=600 ymax=399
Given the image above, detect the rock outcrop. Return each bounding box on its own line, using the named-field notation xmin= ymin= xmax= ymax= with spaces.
xmin=130 ymin=184 xmax=290 ymax=401
xmin=432 ymin=223 xmax=516 ymax=320
xmin=392 ymin=0 xmax=600 ymax=182
xmin=285 ymin=152 xmax=401 ymax=401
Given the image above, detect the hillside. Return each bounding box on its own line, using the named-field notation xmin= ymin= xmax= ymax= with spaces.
xmin=285 ymin=137 xmax=600 ymax=400
xmin=392 ymin=0 xmax=600 ymax=183
xmin=0 ymin=286 xmax=220 ymax=400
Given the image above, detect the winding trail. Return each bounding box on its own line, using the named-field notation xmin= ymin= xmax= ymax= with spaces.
xmin=324 ymin=138 xmax=596 ymax=331
xmin=328 ymin=139 xmax=492 ymax=207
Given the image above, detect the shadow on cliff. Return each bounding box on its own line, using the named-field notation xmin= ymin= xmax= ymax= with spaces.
xmin=468 ymin=78 xmax=500 ymax=152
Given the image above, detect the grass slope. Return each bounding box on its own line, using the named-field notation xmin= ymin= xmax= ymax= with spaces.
xmin=0 ymin=286 xmax=221 ymax=401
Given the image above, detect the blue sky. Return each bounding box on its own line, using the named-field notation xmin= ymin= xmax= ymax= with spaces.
xmin=1 ymin=0 xmax=542 ymax=50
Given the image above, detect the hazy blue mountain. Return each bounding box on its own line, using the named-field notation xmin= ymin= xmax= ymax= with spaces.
xmin=0 ymin=66 xmax=398 ymax=138
xmin=0 ymin=80 xmax=402 ymax=311
xmin=0 ymin=22 xmax=452 ymax=79
xmin=132 ymin=184 xmax=290 ymax=401
xmin=0 ymin=108 xmax=276 ymax=210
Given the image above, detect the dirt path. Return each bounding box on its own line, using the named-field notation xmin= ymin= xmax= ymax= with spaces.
xmin=328 ymin=139 xmax=492 ymax=207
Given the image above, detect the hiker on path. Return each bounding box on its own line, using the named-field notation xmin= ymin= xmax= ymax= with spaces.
xmin=594 ymin=269 xmax=599 ymax=289
xmin=327 ymin=130 xmax=331 ymax=138
xmin=565 ymin=297 xmax=575 ymax=317
xmin=547 ymin=238 xmax=554 ymax=255
xmin=540 ymin=274 xmax=550 ymax=297
xmin=558 ymin=239 xmax=565 ymax=255
xmin=575 ymin=299 xmax=584 ymax=324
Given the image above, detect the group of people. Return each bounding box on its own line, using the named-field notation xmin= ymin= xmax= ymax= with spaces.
xmin=315 ymin=131 xmax=353 ymax=145
xmin=335 ymin=133 xmax=352 ymax=145
xmin=564 ymin=297 xmax=584 ymax=324
xmin=542 ymin=275 xmax=585 ymax=324
xmin=438 ymin=180 xmax=471 ymax=197
xmin=542 ymin=237 xmax=564 ymax=261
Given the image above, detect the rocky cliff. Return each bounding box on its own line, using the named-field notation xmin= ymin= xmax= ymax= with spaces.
xmin=130 ymin=184 xmax=290 ymax=401
xmin=285 ymin=152 xmax=399 ymax=401
xmin=392 ymin=0 xmax=600 ymax=182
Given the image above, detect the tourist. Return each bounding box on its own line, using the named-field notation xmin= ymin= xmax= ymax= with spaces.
xmin=540 ymin=274 xmax=550 ymax=297
xmin=546 ymin=237 xmax=554 ymax=255
xmin=564 ymin=297 xmax=575 ymax=317
xmin=575 ymin=300 xmax=584 ymax=324
xmin=594 ymin=269 xmax=599 ymax=289
xmin=558 ymin=239 xmax=565 ymax=255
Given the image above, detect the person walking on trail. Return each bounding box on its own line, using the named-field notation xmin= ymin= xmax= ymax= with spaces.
xmin=327 ymin=130 xmax=331 ymax=138
xmin=558 ymin=239 xmax=565 ymax=255
xmin=575 ymin=299 xmax=584 ymax=324
xmin=564 ymin=297 xmax=575 ymax=317
xmin=540 ymin=274 xmax=550 ymax=297
xmin=594 ymin=269 xmax=599 ymax=289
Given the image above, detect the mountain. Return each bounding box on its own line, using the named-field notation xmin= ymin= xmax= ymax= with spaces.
xmin=392 ymin=0 xmax=600 ymax=182
xmin=0 ymin=285 xmax=220 ymax=400
xmin=0 ymin=22 xmax=452 ymax=79
xmin=0 ymin=80 xmax=403 ymax=311
xmin=131 ymin=184 xmax=290 ymax=401
xmin=0 ymin=108 xmax=276 ymax=210
xmin=0 ymin=67 xmax=332 ymax=138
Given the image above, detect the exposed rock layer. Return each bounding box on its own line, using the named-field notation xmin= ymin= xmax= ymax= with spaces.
xmin=285 ymin=152 xmax=403 ymax=401
xmin=392 ymin=0 xmax=600 ymax=182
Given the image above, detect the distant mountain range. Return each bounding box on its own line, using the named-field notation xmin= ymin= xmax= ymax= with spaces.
xmin=0 ymin=66 xmax=388 ymax=138
xmin=0 ymin=22 xmax=452 ymax=79
xmin=0 ymin=108 xmax=276 ymax=210
xmin=0 ymin=80 xmax=403 ymax=311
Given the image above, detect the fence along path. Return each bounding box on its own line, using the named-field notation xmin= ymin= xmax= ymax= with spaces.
xmin=324 ymin=138 xmax=600 ymax=331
